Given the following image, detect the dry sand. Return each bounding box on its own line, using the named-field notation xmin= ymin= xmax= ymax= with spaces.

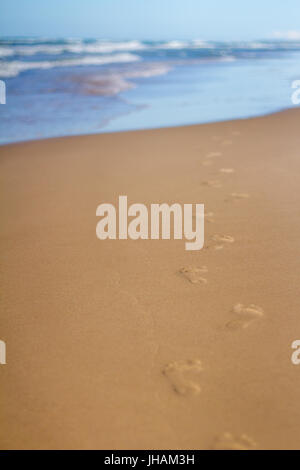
xmin=1 ymin=109 xmax=300 ymax=449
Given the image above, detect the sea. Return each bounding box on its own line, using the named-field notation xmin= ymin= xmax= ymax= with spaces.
xmin=0 ymin=37 xmax=300 ymax=144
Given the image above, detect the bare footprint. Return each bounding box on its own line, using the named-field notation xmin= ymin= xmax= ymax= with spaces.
xmin=230 ymin=192 xmax=250 ymax=199
xmin=214 ymin=245 xmax=225 ymax=251
xmin=213 ymin=432 xmax=256 ymax=450
xmin=202 ymin=152 xmax=222 ymax=166
xmin=202 ymin=179 xmax=222 ymax=188
xmin=226 ymin=303 xmax=264 ymax=330
xmin=233 ymin=303 xmax=264 ymax=316
xmin=205 ymin=151 xmax=222 ymax=159
xmin=204 ymin=211 xmax=215 ymax=223
xmin=163 ymin=359 xmax=203 ymax=395
xmin=193 ymin=212 xmax=214 ymax=223
xmin=179 ymin=266 xmax=208 ymax=284
xmin=219 ymin=168 xmax=235 ymax=174
xmin=206 ymin=234 xmax=234 ymax=251
xmin=212 ymin=234 xmax=235 ymax=243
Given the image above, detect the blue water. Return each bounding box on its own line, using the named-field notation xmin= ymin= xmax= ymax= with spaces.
xmin=0 ymin=38 xmax=300 ymax=144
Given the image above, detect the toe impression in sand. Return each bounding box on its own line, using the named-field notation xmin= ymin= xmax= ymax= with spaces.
xmin=213 ymin=432 xmax=256 ymax=450
xmin=226 ymin=303 xmax=264 ymax=330
xmin=202 ymin=180 xmax=222 ymax=188
xmin=163 ymin=359 xmax=203 ymax=396
xmin=179 ymin=266 xmax=208 ymax=284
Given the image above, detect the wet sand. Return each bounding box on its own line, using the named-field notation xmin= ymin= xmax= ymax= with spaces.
xmin=1 ymin=109 xmax=300 ymax=449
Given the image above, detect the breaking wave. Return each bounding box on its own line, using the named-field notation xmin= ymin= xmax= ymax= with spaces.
xmin=0 ymin=53 xmax=141 ymax=77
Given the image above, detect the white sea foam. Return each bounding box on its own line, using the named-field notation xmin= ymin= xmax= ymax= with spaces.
xmin=6 ymin=45 xmax=71 ymax=56
xmin=0 ymin=41 xmax=146 ymax=57
xmin=80 ymin=63 xmax=172 ymax=96
xmin=192 ymin=40 xmax=215 ymax=49
xmin=66 ymin=40 xmax=146 ymax=54
xmin=233 ymin=42 xmax=275 ymax=50
xmin=0 ymin=53 xmax=141 ymax=77
xmin=0 ymin=46 xmax=14 ymax=57
xmin=154 ymin=40 xmax=216 ymax=50
xmin=2 ymin=38 xmax=297 ymax=60
xmin=157 ymin=40 xmax=189 ymax=49
xmin=125 ymin=63 xmax=171 ymax=79
xmin=82 ymin=75 xmax=135 ymax=96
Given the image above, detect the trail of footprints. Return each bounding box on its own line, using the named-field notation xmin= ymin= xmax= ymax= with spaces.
xmin=162 ymin=130 xmax=262 ymax=448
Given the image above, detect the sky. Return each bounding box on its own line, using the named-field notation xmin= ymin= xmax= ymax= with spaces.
xmin=0 ymin=0 xmax=300 ymax=41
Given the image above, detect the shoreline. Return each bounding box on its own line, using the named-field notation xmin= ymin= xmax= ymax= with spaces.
xmin=1 ymin=108 xmax=300 ymax=449
xmin=2 ymin=36 xmax=300 ymax=147
xmin=0 ymin=105 xmax=296 ymax=147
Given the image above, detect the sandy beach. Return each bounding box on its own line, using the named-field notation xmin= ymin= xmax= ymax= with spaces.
xmin=1 ymin=108 xmax=300 ymax=450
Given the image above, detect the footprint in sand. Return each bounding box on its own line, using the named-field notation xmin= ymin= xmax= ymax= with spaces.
xmin=163 ymin=359 xmax=203 ymax=395
xmin=193 ymin=212 xmax=214 ymax=223
xmin=202 ymin=152 xmax=222 ymax=166
xmin=204 ymin=211 xmax=215 ymax=223
xmin=226 ymin=303 xmax=264 ymax=330
xmin=205 ymin=151 xmax=223 ymax=159
xmin=219 ymin=168 xmax=235 ymax=174
xmin=207 ymin=234 xmax=234 ymax=250
xmin=213 ymin=432 xmax=256 ymax=450
xmin=230 ymin=192 xmax=250 ymax=199
xmin=179 ymin=266 xmax=208 ymax=284
xmin=202 ymin=179 xmax=222 ymax=188
xmin=212 ymin=234 xmax=235 ymax=243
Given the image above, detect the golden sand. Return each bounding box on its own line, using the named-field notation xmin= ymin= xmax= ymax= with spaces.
xmin=1 ymin=109 xmax=300 ymax=449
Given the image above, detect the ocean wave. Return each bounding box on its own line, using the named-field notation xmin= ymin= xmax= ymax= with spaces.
xmin=0 ymin=46 xmax=14 ymax=57
xmin=0 ymin=37 xmax=84 ymax=45
xmin=2 ymin=38 xmax=300 ymax=60
xmin=74 ymin=63 xmax=172 ymax=96
xmin=125 ymin=63 xmax=172 ymax=79
xmin=66 ymin=40 xmax=146 ymax=54
xmin=0 ymin=53 xmax=141 ymax=77
xmin=156 ymin=40 xmax=215 ymax=50
xmin=157 ymin=40 xmax=189 ymax=50
xmin=0 ymin=40 xmax=146 ymax=57
xmin=0 ymin=39 xmax=217 ymax=58
xmin=192 ymin=40 xmax=215 ymax=49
